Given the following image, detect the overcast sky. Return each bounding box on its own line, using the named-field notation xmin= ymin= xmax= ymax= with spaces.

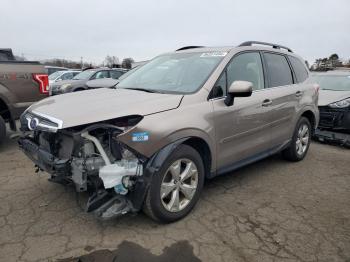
xmin=1 ymin=0 xmax=349 ymax=65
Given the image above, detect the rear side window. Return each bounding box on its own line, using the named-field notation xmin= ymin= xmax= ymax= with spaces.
xmin=263 ymin=53 xmax=293 ymax=87
xmin=289 ymin=56 xmax=308 ymax=83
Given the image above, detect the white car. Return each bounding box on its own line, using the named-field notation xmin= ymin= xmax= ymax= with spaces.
xmin=48 ymin=70 xmax=81 ymax=85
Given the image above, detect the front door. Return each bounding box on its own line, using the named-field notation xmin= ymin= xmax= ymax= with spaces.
xmin=211 ymin=52 xmax=273 ymax=170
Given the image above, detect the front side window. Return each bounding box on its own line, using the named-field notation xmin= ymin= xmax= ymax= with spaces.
xmin=117 ymin=52 xmax=225 ymax=94
xmin=61 ymin=72 xmax=74 ymax=80
xmin=211 ymin=52 xmax=264 ymax=98
xmin=93 ymin=71 xmax=110 ymax=79
xmin=289 ymin=56 xmax=308 ymax=83
xmin=110 ymin=70 xmax=123 ymax=79
xmin=226 ymin=52 xmax=265 ymax=91
xmin=263 ymin=53 xmax=293 ymax=87
xmin=48 ymin=71 xmax=63 ymax=80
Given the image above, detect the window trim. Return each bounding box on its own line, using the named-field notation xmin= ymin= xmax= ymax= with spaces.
xmin=208 ymin=50 xmax=266 ymax=100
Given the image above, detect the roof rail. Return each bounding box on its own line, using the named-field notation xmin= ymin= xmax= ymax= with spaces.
xmin=238 ymin=41 xmax=293 ymax=53
xmin=176 ymin=46 xmax=205 ymax=51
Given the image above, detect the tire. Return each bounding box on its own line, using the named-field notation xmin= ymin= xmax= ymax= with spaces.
xmin=73 ymin=88 xmax=85 ymax=92
xmin=143 ymin=144 xmax=205 ymax=223
xmin=0 ymin=115 xmax=6 ymax=145
xmin=282 ymin=117 xmax=311 ymax=161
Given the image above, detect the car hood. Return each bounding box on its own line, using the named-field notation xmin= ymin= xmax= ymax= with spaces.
xmin=51 ymin=79 xmax=86 ymax=88
xmin=318 ymin=90 xmax=350 ymax=106
xmin=28 ymin=88 xmax=183 ymax=129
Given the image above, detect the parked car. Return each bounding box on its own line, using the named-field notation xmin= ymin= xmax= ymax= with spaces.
xmin=0 ymin=48 xmax=48 ymax=144
xmin=49 ymin=68 xmax=127 ymax=95
xmin=49 ymin=70 xmax=81 ymax=85
xmin=19 ymin=41 xmax=319 ymax=222
xmin=84 ymin=69 xmax=128 ymax=90
xmin=45 ymin=66 xmax=68 ymax=76
xmin=310 ymin=71 xmax=350 ymax=146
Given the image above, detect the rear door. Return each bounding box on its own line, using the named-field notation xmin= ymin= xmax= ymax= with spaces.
xmin=211 ymin=52 xmax=273 ymax=169
xmin=261 ymin=52 xmax=299 ymax=147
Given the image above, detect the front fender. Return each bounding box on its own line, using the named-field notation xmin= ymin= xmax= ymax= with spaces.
xmin=127 ymin=138 xmax=187 ymax=211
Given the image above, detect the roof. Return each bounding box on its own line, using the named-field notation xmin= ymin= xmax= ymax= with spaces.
xmin=173 ymin=41 xmax=300 ymax=58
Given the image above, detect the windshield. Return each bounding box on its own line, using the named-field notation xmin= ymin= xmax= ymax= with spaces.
xmin=311 ymin=75 xmax=350 ymax=91
xmin=73 ymin=70 xmax=96 ymax=80
xmin=117 ymin=52 xmax=226 ymax=94
xmin=48 ymin=71 xmax=63 ymax=80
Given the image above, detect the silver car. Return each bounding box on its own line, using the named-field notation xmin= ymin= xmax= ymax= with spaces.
xmin=19 ymin=41 xmax=319 ymax=222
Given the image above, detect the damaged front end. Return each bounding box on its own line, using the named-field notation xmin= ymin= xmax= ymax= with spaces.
xmin=314 ymin=106 xmax=350 ymax=147
xmin=18 ymin=112 xmax=152 ymax=219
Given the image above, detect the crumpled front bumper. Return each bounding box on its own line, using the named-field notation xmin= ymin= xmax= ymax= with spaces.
xmin=18 ymin=137 xmax=70 ymax=177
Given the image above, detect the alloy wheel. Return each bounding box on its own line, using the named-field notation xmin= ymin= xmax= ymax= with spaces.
xmin=160 ymin=158 xmax=199 ymax=213
xmin=296 ymin=123 xmax=309 ymax=156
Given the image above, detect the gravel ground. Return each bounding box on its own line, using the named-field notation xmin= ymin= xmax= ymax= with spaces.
xmin=0 ymin=134 xmax=349 ymax=262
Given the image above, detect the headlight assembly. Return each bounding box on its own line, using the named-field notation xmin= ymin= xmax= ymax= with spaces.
xmin=329 ymin=97 xmax=350 ymax=108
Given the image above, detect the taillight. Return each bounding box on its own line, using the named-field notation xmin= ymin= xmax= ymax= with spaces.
xmin=314 ymin=84 xmax=320 ymax=94
xmin=32 ymin=74 xmax=49 ymax=94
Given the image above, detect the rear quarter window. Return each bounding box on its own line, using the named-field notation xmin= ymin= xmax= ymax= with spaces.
xmin=289 ymin=56 xmax=308 ymax=83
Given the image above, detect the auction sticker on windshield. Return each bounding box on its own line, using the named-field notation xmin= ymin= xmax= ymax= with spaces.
xmin=200 ymin=52 xmax=227 ymax=57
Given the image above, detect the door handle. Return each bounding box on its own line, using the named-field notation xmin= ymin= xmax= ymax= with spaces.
xmin=262 ymin=99 xmax=272 ymax=107
xmin=295 ymin=91 xmax=302 ymax=97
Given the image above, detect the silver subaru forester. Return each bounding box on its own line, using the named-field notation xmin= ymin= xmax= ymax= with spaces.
xmin=19 ymin=41 xmax=319 ymax=222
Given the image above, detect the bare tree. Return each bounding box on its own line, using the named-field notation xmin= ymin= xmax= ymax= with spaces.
xmin=104 ymin=55 xmax=119 ymax=68
xmin=121 ymin=58 xmax=135 ymax=69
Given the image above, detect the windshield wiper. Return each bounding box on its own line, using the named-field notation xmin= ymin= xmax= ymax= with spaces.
xmin=124 ymin=87 xmax=161 ymax=93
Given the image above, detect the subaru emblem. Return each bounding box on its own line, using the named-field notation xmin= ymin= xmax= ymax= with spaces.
xmin=28 ymin=118 xmax=39 ymax=130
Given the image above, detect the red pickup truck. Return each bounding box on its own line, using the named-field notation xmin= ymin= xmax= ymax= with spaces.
xmin=0 ymin=48 xmax=48 ymax=143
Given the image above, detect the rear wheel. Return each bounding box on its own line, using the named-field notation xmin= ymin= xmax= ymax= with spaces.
xmin=0 ymin=116 xmax=6 ymax=144
xmin=143 ymin=144 xmax=205 ymax=223
xmin=282 ymin=117 xmax=311 ymax=161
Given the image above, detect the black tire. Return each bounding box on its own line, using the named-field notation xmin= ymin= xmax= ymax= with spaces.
xmin=73 ymin=88 xmax=85 ymax=92
xmin=143 ymin=144 xmax=205 ymax=223
xmin=282 ymin=117 xmax=311 ymax=161
xmin=0 ymin=115 xmax=6 ymax=145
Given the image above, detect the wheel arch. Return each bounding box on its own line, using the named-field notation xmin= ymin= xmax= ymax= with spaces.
xmin=72 ymin=87 xmax=86 ymax=92
xmin=0 ymin=97 xmax=11 ymax=121
xmin=300 ymin=109 xmax=317 ymax=134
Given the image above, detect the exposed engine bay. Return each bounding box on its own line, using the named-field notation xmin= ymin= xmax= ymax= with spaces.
xmin=18 ymin=114 xmax=152 ymax=219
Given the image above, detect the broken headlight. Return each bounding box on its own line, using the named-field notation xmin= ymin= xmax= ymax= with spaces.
xmin=111 ymin=115 xmax=143 ymax=132
xmin=329 ymin=97 xmax=350 ymax=108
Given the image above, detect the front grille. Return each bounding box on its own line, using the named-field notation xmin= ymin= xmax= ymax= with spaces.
xmin=25 ymin=112 xmax=60 ymax=131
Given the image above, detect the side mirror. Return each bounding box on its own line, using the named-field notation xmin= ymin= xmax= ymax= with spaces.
xmin=224 ymin=81 xmax=253 ymax=106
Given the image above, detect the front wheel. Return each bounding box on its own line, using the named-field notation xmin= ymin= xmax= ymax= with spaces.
xmin=143 ymin=144 xmax=205 ymax=223
xmin=282 ymin=117 xmax=311 ymax=161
